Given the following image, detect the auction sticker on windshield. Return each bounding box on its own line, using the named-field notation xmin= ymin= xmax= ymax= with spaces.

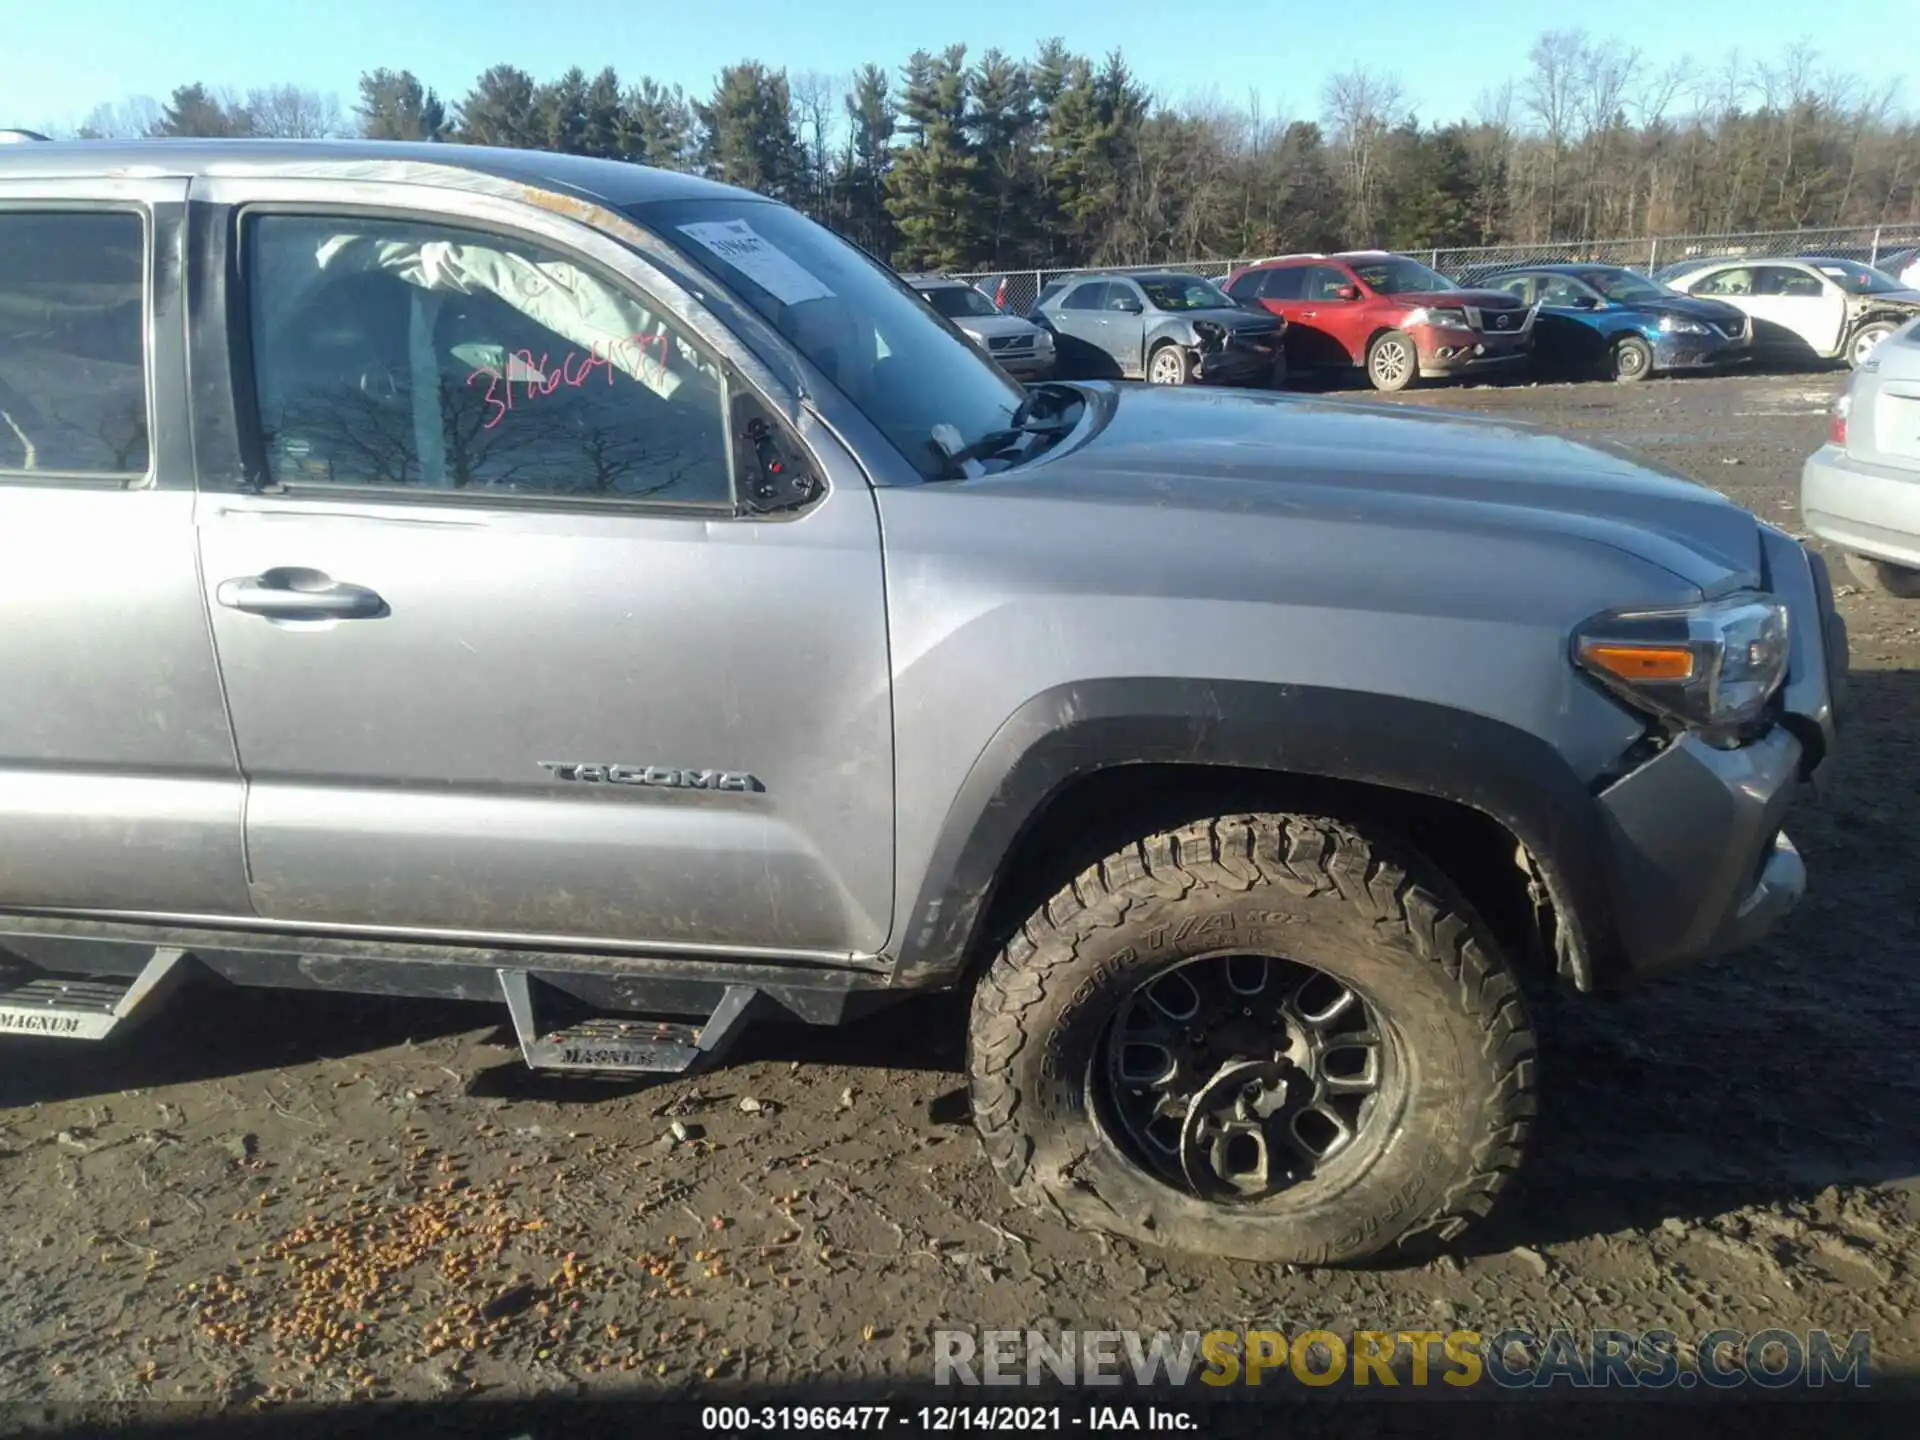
xmin=678 ymin=219 xmax=833 ymax=306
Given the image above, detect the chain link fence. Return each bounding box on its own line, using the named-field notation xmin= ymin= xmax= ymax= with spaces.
xmin=951 ymin=224 xmax=1920 ymax=314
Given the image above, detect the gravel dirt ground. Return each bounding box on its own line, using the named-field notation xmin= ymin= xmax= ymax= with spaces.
xmin=2 ymin=366 xmax=1917 ymax=1433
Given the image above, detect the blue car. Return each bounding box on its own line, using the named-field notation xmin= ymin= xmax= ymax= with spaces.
xmin=1469 ymin=264 xmax=1752 ymax=382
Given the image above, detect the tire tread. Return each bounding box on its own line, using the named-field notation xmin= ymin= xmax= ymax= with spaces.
xmin=967 ymin=812 xmax=1538 ymax=1260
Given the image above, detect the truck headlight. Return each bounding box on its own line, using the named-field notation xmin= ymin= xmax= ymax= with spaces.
xmin=1573 ymin=593 xmax=1790 ymax=743
xmin=1406 ymin=306 xmax=1470 ymax=330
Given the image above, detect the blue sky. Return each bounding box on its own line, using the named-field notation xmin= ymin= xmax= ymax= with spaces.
xmin=5 ymin=0 xmax=1908 ymax=135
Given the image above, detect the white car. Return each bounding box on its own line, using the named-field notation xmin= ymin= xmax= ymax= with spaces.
xmin=1802 ymin=315 xmax=1920 ymax=597
xmin=1668 ymin=257 xmax=1920 ymax=370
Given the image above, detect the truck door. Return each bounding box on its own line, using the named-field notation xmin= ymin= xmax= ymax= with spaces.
xmin=188 ymin=181 xmax=895 ymax=960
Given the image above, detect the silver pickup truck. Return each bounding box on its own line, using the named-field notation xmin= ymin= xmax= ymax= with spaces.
xmin=0 ymin=139 xmax=1846 ymax=1266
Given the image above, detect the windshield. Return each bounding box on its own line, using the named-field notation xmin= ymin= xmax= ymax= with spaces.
xmin=1349 ymin=257 xmax=1457 ymax=295
xmin=1579 ymin=269 xmax=1674 ymax=303
xmin=1137 ymin=275 xmax=1234 ymax=311
xmin=922 ymin=285 xmax=1001 ymax=319
xmin=633 ymin=198 xmax=1026 ymax=479
xmin=1807 ymin=259 xmax=1903 ymax=295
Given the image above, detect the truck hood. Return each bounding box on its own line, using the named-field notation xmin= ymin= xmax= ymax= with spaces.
xmin=1020 ymin=384 xmax=1763 ymax=590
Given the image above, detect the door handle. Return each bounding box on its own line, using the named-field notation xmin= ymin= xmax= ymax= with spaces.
xmin=216 ymin=568 xmax=387 ymax=620
xmin=1299 ymin=310 xmax=1318 ymax=318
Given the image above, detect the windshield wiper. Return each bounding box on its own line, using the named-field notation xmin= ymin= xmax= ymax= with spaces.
xmin=929 ymin=385 xmax=1082 ymax=479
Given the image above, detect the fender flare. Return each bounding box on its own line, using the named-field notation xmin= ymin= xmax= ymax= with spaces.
xmin=891 ymin=678 xmax=1623 ymax=990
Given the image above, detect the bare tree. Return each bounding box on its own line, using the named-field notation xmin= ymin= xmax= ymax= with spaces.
xmin=75 ymin=96 xmax=163 ymax=139
xmin=244 ymin=86 xmax=344 ymax=139
xmin=1574 ymin=39 xmax=1641 ymax=234
xmin=1523 ymin=29 xmax=1585 ymax=238
xmin=1322 ymin=67 xmax=1406 ymax=241
xmin=789 ymin=71 xmax=841 ymax=222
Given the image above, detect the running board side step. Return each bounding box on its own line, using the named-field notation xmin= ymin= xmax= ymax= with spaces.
xmin=499 ymin=970 xmax=767 ymax=1075
xmin=0 ymin=947 xmax=192 ymax=1040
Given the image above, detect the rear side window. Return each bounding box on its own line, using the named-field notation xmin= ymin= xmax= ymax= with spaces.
xmin=1302 ymin=266 xmax=1353 ymax=301
xmin=0 ymin=210 xmax=149 ymax=480
xmin=1755 ymin=265 xmax=1823 ymax=298
xmin=1536 ymin=275 xmax=1586 ymax=305
xmin=1261 ymin=268 xmax=1306 ymax=300
xmin=1225 ymin=270 xmax=1264 ymax=301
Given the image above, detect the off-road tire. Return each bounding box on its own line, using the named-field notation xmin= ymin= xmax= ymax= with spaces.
xmin=1846 ymin=551 xmax=1920 ymax=599
xmin=1611 ymin=334 xmax=1654 ymax=383
xmin=1365 ymin=331 xmax=1417 ymax=392
xmin=1147 ymin=343 xmax=1191 ymax=385
xmin=967 ymin=813 xmax=1536 ymax=1265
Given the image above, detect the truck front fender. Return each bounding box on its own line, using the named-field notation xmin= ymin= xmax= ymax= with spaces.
xmin=891 ymin=677 xmax=1621 ymax=990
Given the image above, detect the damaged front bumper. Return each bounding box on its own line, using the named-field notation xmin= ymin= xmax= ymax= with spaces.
xmin=1598 ymin=727 xmax=1807 ymax=978
xmin=1417 ymin=334 xmax=1531 ymax=377
xmin=1591 ymin=531 xmax=1846 ymax=983
xmin=1653 ymin=332 xmax=1752 ymax=370
xmin=1192 ymin=320 xmax=1284 ymax=385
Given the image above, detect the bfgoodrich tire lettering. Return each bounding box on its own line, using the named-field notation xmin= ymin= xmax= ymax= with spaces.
xmin=967 ymin=813 xmax=1536 ymax=1265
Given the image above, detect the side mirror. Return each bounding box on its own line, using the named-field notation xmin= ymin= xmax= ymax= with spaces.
xmin=1571 ymin=294 xmax=1601 ymax=309
xmin=1333 ymin=284 xmax=1360 ymax=301
xmin=1113 ymin=296 xmax=1143 ymax=314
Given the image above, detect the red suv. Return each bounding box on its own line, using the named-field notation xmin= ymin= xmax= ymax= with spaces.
xmin=1224 ymin=251 xmax=1534 ymax=391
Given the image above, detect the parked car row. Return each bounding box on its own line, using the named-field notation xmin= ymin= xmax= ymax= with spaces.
xmin=922 ymin=244 xmax=1920 ymax=393
xmin=1649 ymin=255 xmax=1920 ymax=370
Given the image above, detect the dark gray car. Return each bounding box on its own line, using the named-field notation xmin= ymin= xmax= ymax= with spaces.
xmin=0 ymin=139 xmax=1846 ymax=1267
xmin=1032 ymin=269 xmax=1285 ymax=386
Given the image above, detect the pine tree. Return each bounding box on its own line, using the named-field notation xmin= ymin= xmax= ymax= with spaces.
xmin=355 ymin=68 xmax=446 ymax=141
xmin=837 ymin=65 xmax=897 ymax=258
xmin=885 ymin=46 xmax=984 ymax=270
xmin=1382 ymin=122 xmax=1479 ymax=249
xmin=581 ymin=68 xmax=625 ymax=159
xmin=153 ymin=83 xmax=254 ymax=138
xmin=535 ymin=67 xmax=590 ymax=155
xmin=968 ymin=50 xmax=1039 ymax=266
xmin=622 ymin=81 xmax=695 ymax=168
xmin=456 ymin=65 xmax=542 ymax=149
xmin=696 ymin=64 xmax=804 ymax=200
xmin=1036 ymin=47 xmax=1148 ymax=261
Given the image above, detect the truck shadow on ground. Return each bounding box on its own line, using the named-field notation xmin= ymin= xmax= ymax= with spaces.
xmin=3 ymin=673 xmax=1914 ymax=1261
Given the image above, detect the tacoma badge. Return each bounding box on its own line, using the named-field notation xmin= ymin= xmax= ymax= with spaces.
xmin=538 ymin=762 xmax=764 ymax=792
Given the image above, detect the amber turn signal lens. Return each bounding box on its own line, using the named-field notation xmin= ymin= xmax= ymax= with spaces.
xmin=1578 ymin=641 xmax=1695 ymax=682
